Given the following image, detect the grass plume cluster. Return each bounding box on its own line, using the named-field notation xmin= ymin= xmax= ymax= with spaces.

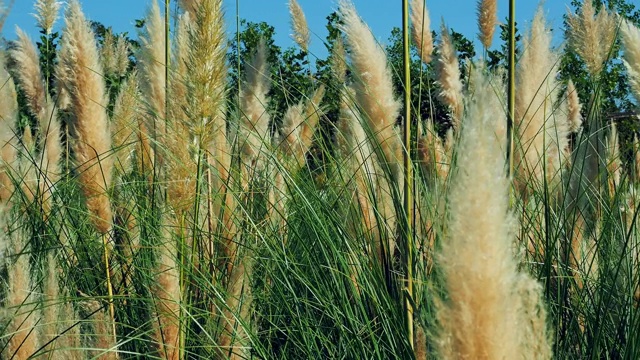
xmin=0 ymin=0 xmax=639 ymax=359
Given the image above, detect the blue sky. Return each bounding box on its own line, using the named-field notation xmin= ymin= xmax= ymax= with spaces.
xmin=3 ymin=0 xmax=571 ymax=59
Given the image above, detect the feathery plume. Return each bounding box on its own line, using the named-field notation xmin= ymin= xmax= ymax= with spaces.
xmin=179 ymin=0 xmax=197 ymax=15
xmin=153 ymin=231 xmax=181 ymax=360
xmin=332 ymin=36 xmax=347 ymax=84
xmin=339 ymin=0 xmax=403 ymax=259
xmin=11 ymin=29 xmax=47 ymax=118
xmin=235 ymin=38 xmax=271 ymax=174
xmin=566 ymin=79 xmax=583 ymax=133
xmin=102 ymin=29 xmax=130 ymax=78
xmin=416 ymin=119 xmax=448 ymax=183
xmin=182 ymin=0 xmax=239 ymax=354
xmin=335 ymin=86 xmax=380 ymax=256
xmin=567 ymin=0 xmax=617 ymax=76
xmin=606 ymin=121 xmax=621 ymax=198
xmin=289 ymin=0 xmax=310 ymax=52
xmin=85 ymin=301 xmax=118 ymax=360
xmin=138 ymin=0 xmax=166 ymax=139
xmin=409 ymin=0 xmax=433 ymax=64
xmin=339 ymin=0 xmax=403 ymax=186
xmin=5 ymin=224 xmax=39 ymax=359
xmin=0 ymin=52 xmax=19 ymax=203
xmin=111 ymin=74 xmax=140 ymax=175
xmin=168 ymin=11 xmax=191 ymax=124
xmin=164 ymin=12 xmax=192 ymax=210
xmin=435 ymin=23 xmax=464 ymax=131
xmin=435 ymin=67 xmax=550 ymax=359
xmin=514 ymin=9 xmax=568 ymax=199
xmin=41 ymin=253 xmax=60 ymax=351
xmin=184 ymin=0 xmax=227 ymax=154
xmin=620 ymin=21 xmax=640 ymax=103
xmin=477 ymin=0 xmax=497 ymax=49
xmin=0 ymin=1 xmax=7 ymax=33
xmin=56 ymin=0 xmax=113 ymax=233
xmin=33 ymin=0 xmax=61 ymax=34
xmin=11 ymin=28 xmax=63 ymax=207
xmin=279 ymin=85 xmax=325 ymax=171
xmin=517 ymin=275 xmax=553 ymax=359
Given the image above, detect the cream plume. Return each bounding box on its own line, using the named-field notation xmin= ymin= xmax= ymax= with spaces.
xmin=0 ymin=52 xmax=18 ymax=203
xmin=57 ymin=0 xmax=113 ymax=233
xmin=138 ymin=0 xmax=166 ymax=138
xmin=435 ymin=23 xmax=463 ymax=130
xmin=620 ymin=21 xmax=640 ymax=103
xmin=33 ymin=0 xmax=61 ymax=34
xmin=5 ymin=234 xmax=40 ymax=359
xmin=332 ymin=36 xmax=347 ymax=83
xmin=477 ymin=0 xmax=497 ymax=49
xmin=416 ymin=119 xmax=448 ymax=184
xmin=102 ymin=29 xmax=130 ymax=78
xmin=235 ymin=38 xmax=271 ymax=173
xmin=566 ymin=79 xmax=583 ymax=133
xmin=567 ymin=0 xmax=617 ymax=76
xmin=514 ymin=9 xmax=568 ymax=199
xmin=111 ymin=74 xmax=140 ymax=175
xmin=436 ymin=66 xmax=550 ymax=359
xmin=289 ymin=0 xmax=310 ymax=52
xmin=606 ymin=121 xmax=621 ymax=197
xmin=279 ymin=85 xmax=325 ymax=170
xmin=339 ymin=0 xmax=403 ymax=187
xmin=11 ymin=29 xmax=62 ymax=215
xmin=410 ymin=0 xmax=433 ymax=64
xmin=179 ymin=0 xmax=197 ymax=15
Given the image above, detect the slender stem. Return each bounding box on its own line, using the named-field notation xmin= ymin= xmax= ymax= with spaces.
xmin=402 ymin=0 xmax=414 ymax=351
xmin=506 ymin=0 xmax=516 ymax=179
xmin=102 ymin=232 xmax=118 ymax=351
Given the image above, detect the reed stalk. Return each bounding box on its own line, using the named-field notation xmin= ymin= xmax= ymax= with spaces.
xmin=401 ymin=0 xmax=414 ymax=351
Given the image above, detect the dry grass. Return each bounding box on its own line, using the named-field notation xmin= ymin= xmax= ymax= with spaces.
xmin=435 ymin=65 xmax=550 ymax=360
xmin=410 ymin=0 xmax=433 ymax=64
xmin=477 ymin=0 xmax=497 ymax=49
xmin=56 ymin=0 xmax=113 ymax=234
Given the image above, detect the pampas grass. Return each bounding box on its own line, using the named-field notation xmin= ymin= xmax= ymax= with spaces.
xmin=435 ymin=65 xmax=551 ymax=360
xmin=477 ymin=0 xmax=497 ymax=49
xmin=3 ymin=1 xmax=640 ymax=358
xmin=278 ymin=85 xmax=324 ymax=170
xmin=435 ymin=23 xmax=463 ymax=131
xmin=410 ymin=0 xmax=433 ymax=65
xmin=153 ymin=233 xmax=181 ymax=360
xmin=513 ymin=8 xmax=568 ymax=199
xmin=339 ymin=0 xmax=403 ymax=260
xmin=11 ymin=28 xmax=63 ymax=209
xmin=4 ymin=229 xmax=40 ymax=360
xmin=111 ymin=75 xmax=140 ymax=175
xmin=33 ymin=0 xmax=60 ymax=34
xmin=101 ymin=29 xmax=129 ymax=78
xmin=606 ymin=121 xmax=621 ymax=199
xmin=566 ymin=79 xmax=583 ymax=133
xmin=288 ymin=0 xmax=310 ymax=53
xmin=138 ymin=0 xmax=167 ymax=141
xmin=621 ymin=20 xmax=640 ymax=102
xmin=567 ymin=0 xmax=617 ymax=77
xmin=416 ymin=119 xmax=448 ymax=184
xmin=235 ymin=37 xmax=271 ymax=182
xmin=339 ymin=0 xmax=403 ymax=188
xmin=56 ymin=0 xmax=113 ymax=234
xmin=0 ymin=52 xmax=18 ymax=203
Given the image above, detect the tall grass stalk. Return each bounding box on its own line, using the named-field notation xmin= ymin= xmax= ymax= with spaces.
xmin=401 ymin=0 xmax=414 ymax=351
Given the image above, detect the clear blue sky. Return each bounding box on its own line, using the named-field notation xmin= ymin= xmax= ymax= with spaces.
xmin=3 ymin=0 xmax=570 ymax=59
